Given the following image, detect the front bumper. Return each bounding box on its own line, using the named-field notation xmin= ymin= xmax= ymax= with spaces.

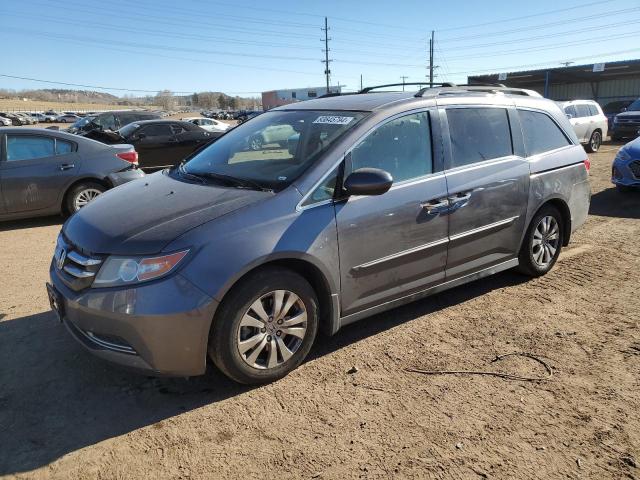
xmin=611 ymin=124 xmax=640 ymax=138
xmin=611 ymin=158 xmax=640 ymax=187
xmin=49 ymin=263 xmax=218 ymax=376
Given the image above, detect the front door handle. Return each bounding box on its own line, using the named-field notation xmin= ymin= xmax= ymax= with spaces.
xmin=420 ymin=197 xmax=449 ymax=215
xmin=59 ymin=163 xmax=75 ymax=171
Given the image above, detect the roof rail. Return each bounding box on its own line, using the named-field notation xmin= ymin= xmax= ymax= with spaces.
xmin=359 ymin=82 xmax=456 ymax=94
xmin=414 ymin=85 xmax=542 ymax=98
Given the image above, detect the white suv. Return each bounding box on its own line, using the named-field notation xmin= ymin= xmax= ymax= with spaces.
xmin=558 ymin=100 xmax=608 ymax=152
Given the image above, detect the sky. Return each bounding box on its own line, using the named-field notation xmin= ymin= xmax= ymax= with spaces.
xmin=1 ymin=0 xmax=639 ymax=97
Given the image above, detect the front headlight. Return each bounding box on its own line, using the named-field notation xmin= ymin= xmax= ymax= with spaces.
xmin=93 ymin=250 xmax=189 ymax=287
xmin=615 ymin=149 xmax=631 ymax=162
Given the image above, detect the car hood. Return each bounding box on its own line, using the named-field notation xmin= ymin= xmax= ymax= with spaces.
xmin=620 ymin=137 xmax=640 ymax=157
xmin=615 ymin=111 xmax=640 ymax=119
xmin=63 ymin=171 xmax=273 ymax=255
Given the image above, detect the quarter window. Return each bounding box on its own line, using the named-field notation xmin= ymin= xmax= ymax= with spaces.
xmin=6 ymin=135 xmax=55 ymax=161
xmin=587 ymin=104 xmax=599 ymax=116
xmin=446 ymin=107 xmax=512 ymax=168
xmin=350 ymin=112 xmax=433 ymax=182
xmin=518 ymin=110 xmax=571 ymax=156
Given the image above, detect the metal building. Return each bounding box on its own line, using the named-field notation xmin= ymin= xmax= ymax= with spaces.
xmin=468 ymin=59 xmax=640 ymax=106
xmin=261 ymin=86 xmax=341 ymax=110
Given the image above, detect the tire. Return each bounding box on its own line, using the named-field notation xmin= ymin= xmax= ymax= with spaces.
xmin=248 ymin=134 xmax=264 ymax=151
xmin=517 ymin=205 xmax=564 ymax=277
xmin=585 ymin=130 xmax=601 ymax=153
xmin=209 ymin=267 xmax=319 ymax=385
xmin=65 ymin=182 xmax=106 ymax=215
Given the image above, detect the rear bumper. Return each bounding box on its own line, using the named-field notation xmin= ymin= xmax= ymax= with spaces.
xmin=107 ymin=168 xmax=145 ymax=187
xmin=50 ymin=263 xmax=218 ymax=376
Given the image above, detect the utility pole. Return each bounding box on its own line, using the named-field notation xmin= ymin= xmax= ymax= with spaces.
xmin=360 ymin=74 xmax=363 ymax=91
xmin=321 ymin=17 xmax=331 ymax=93
xmin=429 ymin=30 xmax=434 ymax=87
xmin=400 ymin=75 xmax=408 ymax=91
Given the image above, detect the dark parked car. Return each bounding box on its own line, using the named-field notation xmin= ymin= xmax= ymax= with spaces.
xmin=85 ymin=120 xmax=219 ymax=170
xmin=0 ymin=128 xmax=144 ymax=221
xmin=611 ymin=98 xmax=640 ymax=141
xmin=603 ymin=100 xmax=632 ymax=131
xmin=236 ymin=110 xmax=262 ymax=124
xmin=67 ymin=110 xmax=161 ymax=136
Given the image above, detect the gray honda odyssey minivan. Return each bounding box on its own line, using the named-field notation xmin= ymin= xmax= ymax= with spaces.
xmin=48 ymin=84 xmax=591 ymax=384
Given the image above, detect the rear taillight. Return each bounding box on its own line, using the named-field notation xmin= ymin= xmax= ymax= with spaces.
xmin=583 ymin=158 xmax=590 ymax=172
xmin=117 ymin=151 xmax=138 ymax=164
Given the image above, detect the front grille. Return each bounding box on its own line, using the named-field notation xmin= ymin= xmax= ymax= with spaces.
xmin=629 ymin=161 xmax=640 ymax=179
xmin=54 ymin=235 xmax=104 ymax=291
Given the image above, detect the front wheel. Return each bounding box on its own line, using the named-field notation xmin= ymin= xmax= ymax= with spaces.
xmin=585 ymin=130 xmax=601 ymax=153
xmin=517 ymin=205 xmax=564 ymax=277
xmin=209 ymin=267 xmax=319 ymax=384
xmin=65 ymin=182 xmax=106 ymax=214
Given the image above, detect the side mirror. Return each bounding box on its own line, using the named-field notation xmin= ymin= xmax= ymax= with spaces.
xmin=136 ymin=132 xmax=146 ymax=140
xmin=621 ymin=107 xmax=627 ymax=112
xmin=565 ymin=113 xmax=574 ymax=120
xmin=343 ymin=168 xmax=393 ymax=196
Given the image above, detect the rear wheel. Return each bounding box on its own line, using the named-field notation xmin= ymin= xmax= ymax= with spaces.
xmin=209 ymin=267 xmax=319 ymax=384
xmin=65 ymin=182 xmax=106 ymax=215
xmin=585 ymin=130 xmax=601 ymax=153
xmin=517 ymin=205 xmax=564 ymax=277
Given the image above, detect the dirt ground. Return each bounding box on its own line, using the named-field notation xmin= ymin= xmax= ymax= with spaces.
xmin=0 ymin=144 xmax=638 ymax=479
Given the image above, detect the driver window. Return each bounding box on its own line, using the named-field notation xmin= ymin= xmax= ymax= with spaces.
xmin=350 ymin=112 xmax=432 ymax=183
xmin=139 ymin=124 xmax=173 ymax=137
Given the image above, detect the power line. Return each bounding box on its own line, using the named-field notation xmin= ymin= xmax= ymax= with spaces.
xmin=445 ymin=48 xmax=640 ymax=77
xmin=436 ymin=0 xmax=618 ymax=32
xmin=442 ymin=30 xmax=640 ymax=61
xmin=438 ymin=5 xmax=639 ymax=43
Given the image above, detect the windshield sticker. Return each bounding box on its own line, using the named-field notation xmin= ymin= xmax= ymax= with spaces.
xmin=313 ymin=115 xmax=354 ymax=125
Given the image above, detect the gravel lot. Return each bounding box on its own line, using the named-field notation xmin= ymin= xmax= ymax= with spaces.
xmin=0 ymin=144 xmax=638 ymax=479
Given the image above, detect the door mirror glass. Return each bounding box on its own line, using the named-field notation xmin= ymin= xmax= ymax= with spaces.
xmin=343 ymin=168 xmax=393 ymax=196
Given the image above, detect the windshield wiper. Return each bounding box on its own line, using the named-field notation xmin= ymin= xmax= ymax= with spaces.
xmin=181 ymin=167 xmax=272 ymax=192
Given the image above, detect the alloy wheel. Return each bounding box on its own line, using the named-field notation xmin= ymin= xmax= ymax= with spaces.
xmin=531 ymin=215 xmax=560 ymax=268
xmin=236 ymin=290 xmax=307 ymax=369
xmin=73 ymin=188 xmax=103 ymax=211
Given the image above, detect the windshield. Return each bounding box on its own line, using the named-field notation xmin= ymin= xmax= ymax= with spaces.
xmin=72 ymin=116 xmax=95 ymax=128
xmin=627 ymin=99 xmax=640 ymax=112
xmin=182 ymin=110 xmax=366 ymax=190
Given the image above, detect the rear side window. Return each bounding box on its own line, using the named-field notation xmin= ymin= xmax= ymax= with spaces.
xmin=6 ymin=135 xmax=55 ymax=161
xmin=575 ymin=104 xmax=591 ymax=118
xmin=350 ymin=111 xmax=433 ymax=182
xmin=446 ymin=107 xmax=512 ymax=168
xmin=518 ymin=110 xmax=571 ymax=156
xmin=140 ymin=124 xmax=173 ymax=137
